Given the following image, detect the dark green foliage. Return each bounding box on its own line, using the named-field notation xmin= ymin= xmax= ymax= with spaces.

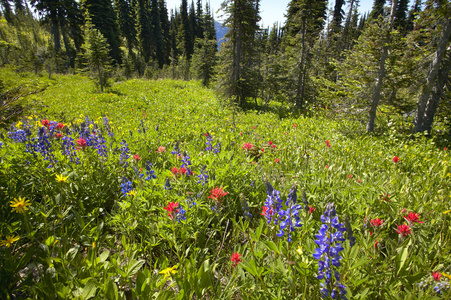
xmin=159 ymin=0 xmax=171 ymax=65
xmin=370 ymin=0 xmax=386 ymax=20
xmin=217 ymin=0 xmax=261 ymax=107
xmin=114 ymin=0 xmax=137 ymax=57
xmin=394 ymin=0 xmax=409 ymax=30
xmin=82 ymin=0 xmax=122 ymax=64
xmin=191 ymin=37 xmax=216 ymax=86
xmin=180 ymin=0 xmax=194 ymax=59
xmin=332 ymin=0 xmax=346 ymax=31
xmin=81 ymin=16 xmax=112 ymax=92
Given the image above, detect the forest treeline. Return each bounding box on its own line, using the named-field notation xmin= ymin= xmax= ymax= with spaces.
xmin=0 ymin=0 xmax=450 ymax=134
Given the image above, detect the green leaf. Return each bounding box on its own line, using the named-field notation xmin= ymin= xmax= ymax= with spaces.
xmin=126 ymin=259 xmax=145 ymax=278
xmin=263 ymin=240 xmax=281 ymax=255
xmin=81 ymin=281 xmax=97 ymax=299
xmin=104 ymin=278 xmax=118 ymax=300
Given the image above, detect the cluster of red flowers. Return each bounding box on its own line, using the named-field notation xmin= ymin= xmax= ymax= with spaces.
xmin=172 ymin=167 xmax=187 ymax=176
xmin=393 ymin=156 xmax=399 ymax=163
xmin=395 ymin=212 xmax=424 ymax=237
xmin=133 ymin=154 xmax=141 ymax=161
xmin=260 ymin=206 xmax=274 ymax=217
xmin=325 ymin=140 xmax=331 ymax=147
xmin=208 ymin=187 xmax=228 ymax=204
xmin=163 ymin=202 xmax=179 ymax=219
xmin=156 ymin=146 xmax=166 ymax=153
xmin=370 ymin=218 xmax=384 ymax=227
xmin=268 ymin=141 xmax=276 ymax=149
xmin=231 ymin=253 xmax=242 ymax=267
xmin=77 ymin=138 xmax=87 ymax=150
xmin=242 ymin=143 xmax=253 ymax=150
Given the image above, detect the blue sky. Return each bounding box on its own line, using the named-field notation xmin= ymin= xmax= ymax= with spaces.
xmin=165 ymin=0 xmax=415 ymax=27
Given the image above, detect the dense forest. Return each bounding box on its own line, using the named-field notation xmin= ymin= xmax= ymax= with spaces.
xmin=0 ymin=0 xmax=450 ymax=134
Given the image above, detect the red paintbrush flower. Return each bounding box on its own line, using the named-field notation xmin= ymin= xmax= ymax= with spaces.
xmin=231 ymin=253 xmax=242 ymax=267
xmin=404 ymin=212 xmax=424 ymax=224
xmin=208 ymin=187 xmax=228 ymax=203
xmin=395 ymin=223 xmax=411 ymax=236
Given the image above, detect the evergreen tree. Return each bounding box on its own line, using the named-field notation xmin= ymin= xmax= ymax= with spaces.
xmin=394 ymin=0 xmax=409 ymax=30
xmin=180 ymin=0 xmax=194 ymax=58
xmin=203 ymin=1 xmax=216 ymax=41
xmin=135 ymin=0 xmax=152 ymax=62
xmin=191 ymin=37 xmax=216 ymax=85
xmin=159 ymin=0 xmax=171 ymax=65
xmin=0 ymin=0 xmax=13 ymax=22
xmin=332 ymin=0 xmax=346 ymax=32
xmin=284 ymin=0 xmax=327 ymax=108
xmin=114 ymin=0 xmax=137 ymax=57
xmin=150 ymin=0 xmax=164 ymax=67
xmin=217 ymin=0 xmax=260 ymax=107
xmin=82 ymin=0 xmax=122 ymax=64
xmin=81 ymin=15 xmax=112 ymax=92
xmin=369 ymin=0 xmax=386 ymax=20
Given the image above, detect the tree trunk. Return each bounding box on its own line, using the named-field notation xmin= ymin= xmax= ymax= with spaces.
xmin=414 ymin=17 xmax=451 ymax=133
xmin=366 ymin=0 xmax=397 ymax=132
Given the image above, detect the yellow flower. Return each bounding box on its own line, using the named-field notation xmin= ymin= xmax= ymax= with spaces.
xmin=126 ymin=190 xmax=136 ymax=197
xmin=10 ymin=197 xmax=32 ymax=214
xmin=442 ymin=273 xmax=451 ymax=281
xmin=15 ymin=121 xmax=23 ymax=128
xmin=0 ymin=235 xmax=20 ymax=247
xmin=56 ymin=174 xmax=69 ymax=183
xmin=444 ymin=210 xmax=451 ymax=215
xmin=159 ymin=265 xmax=178 ymax=279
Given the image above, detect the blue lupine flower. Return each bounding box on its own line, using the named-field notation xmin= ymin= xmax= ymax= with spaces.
xmin=0 ymin=141 xmax=3 ymax=149
xmin=121 ymin=177 xmax=133 ymax=197
xmin=119 ymin=139 xmax=130 ymax=168
xmin=164 ymin=177 xmax=171 ymax=190
xmin=313 ymin=203 xmax=347 ymax=299
xmin=171 ymin=141 xmax=180 ymax=155
xmin=176 ymin=205 xmax=186 ymax=222
xmin=213 ymin=142 xmax=221 ymax=153
xmin=277 ymin=184 xmax=302 ymax=242
xmin=263 ymin=181 xmax=283 ymax=225
xmin=61 ymin=136 xmax=80 ymax=164
xmin=240 ymin=193 xmax=252 ymax=219
xmin=344 ymin=217 xmax=356 ymax=247
xmin=181 ymin=151 xmax=193 ymax=176
xmin=145 ymin=161 xmax=157 ymax=180
xmin=8 ymin=129 xmax=28 ymax=143
xmin=103 ymin=115 xmax=113 ymax=137
xmin=197 ymin=165 xmax=208 ymax=186
xmin=205 ymin=132 xmax=213 ymax=151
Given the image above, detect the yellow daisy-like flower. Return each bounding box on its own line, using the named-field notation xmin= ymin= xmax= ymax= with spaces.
xmin=15 ymin=121 xmax=23 ymax=128
xmin=126 ymin=190 xmax=136 ymax=197
xmin=159 ymin=265 xmax=178 ymax=279
xmin=443 ymin=210 xmax=451 ymax=215
xmin=10 ymin=197 xmax=32 ymax=214
xmin=0 ymin=235 xmax=20 ymax=247
xmin=56 ymin=174 xmax=69 ymax=183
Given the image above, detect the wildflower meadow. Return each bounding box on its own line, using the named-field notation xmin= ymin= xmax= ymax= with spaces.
xmin=1 ymin=70 xmax=451 ymax=299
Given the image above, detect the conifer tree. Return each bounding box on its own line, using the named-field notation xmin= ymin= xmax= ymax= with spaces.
xmin=135 ymin=0 xmax=152 ymax=63
xmin=150 ymin=0 xmax=164 ymax=67
xmin=217 ymin=0 xmax=260 ymax=106
xmin=370 ymin=0 xmax=386 ymax=20
xmin=81 ymin=15 xmax=112 ymax=92
xmin=114 ymin=0 xmax=136 ymax=57
xmin=82 ymin=0 xmax=122 ymax=64
xmin=159 ymin=0 xmax=171 ymax=65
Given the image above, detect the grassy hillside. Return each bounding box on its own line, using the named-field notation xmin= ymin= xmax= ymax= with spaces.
xmin=0 ymin=69 xmax=450 ymax=299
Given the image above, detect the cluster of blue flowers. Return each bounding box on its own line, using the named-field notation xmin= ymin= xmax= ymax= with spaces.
xmin=262 ymin=182 xmax=302 ymax=242
xmin=276 ymin=184 xmax=302 ymax=242
xmin=176 ymin=205 xmax=186 ymax=222
xmin=103 ymin=115 xmax=113 ymax=137
xmin=119 ymin=139 xmax=130 ymax=168
xmin=120 ymin=177 xmax=133 ymax=197
xmin=313 ymin=203 xmax=347 ymax=299
xmin=61 ymin=136 xmax=80 ymax=164
xmin=197 ymin=165 xmax=208 ymax=186
xmin=144 ymin=161 xmax=157 ymax=181
xmin=240 ymin=193 xmax=252 ymax=219
xmin=181 ymin=151 xmax=193 ymax=176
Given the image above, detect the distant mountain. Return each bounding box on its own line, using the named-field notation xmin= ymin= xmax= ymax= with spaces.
xmin=215 ymin=21 xmax=228 ymax=49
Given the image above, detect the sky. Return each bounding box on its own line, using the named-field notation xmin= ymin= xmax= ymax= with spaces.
xmin=164 ymin=0 xmax=414 ymax=27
